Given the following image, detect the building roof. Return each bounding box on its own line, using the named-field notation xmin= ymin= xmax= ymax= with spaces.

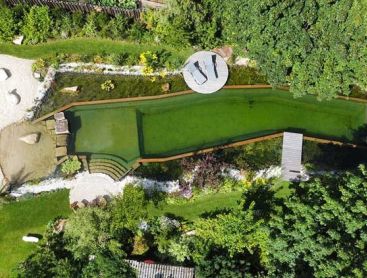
xmin=281 ymin=132 xmax=303 ymax=181
xmin=126 ymin=260 xmax=195 ymax=278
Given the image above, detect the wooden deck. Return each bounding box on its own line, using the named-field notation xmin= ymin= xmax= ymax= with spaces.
xmin=281 ymin=132 xmax=303 ymax=181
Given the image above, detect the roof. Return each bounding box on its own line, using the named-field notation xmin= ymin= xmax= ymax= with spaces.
xmin=126 ymin=260 xmax=195 ymax=278
xmin=281 ymin=132 xmax=303 ymax=181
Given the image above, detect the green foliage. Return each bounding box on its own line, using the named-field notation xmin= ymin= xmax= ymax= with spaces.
xmin=223 ymin=138 xmax=282 ymax=172
xmin=82 ymin=12 xmax=98 ymax=37
xmin=111 ymin=185 xmax=147 ymax=233
xmin=101 ymin=79 xmax=115 ymax=92
xmin=81 ymin=252 xmax=136 ymax=278
xmin=89 ymin=0 xmax=137 ymax=8
xmin=0 ymin=6 xmax=15 ymax=42
xmin=60 ymin=156 xmax=81 ymax=176
xmin=267 ymin=165 xmax=367 ymax=277
xmin=226 ymin=0 xmax=367 ymax=99
xmin=22 ymin=6 xmax=51 ymax=44
xmin=146 ymin=0 xmax=223 ymax=48
xmin=64 ymin=207 xmax=117 ymax=259
xmin=194 ymin=203 xmax=269 ymax=261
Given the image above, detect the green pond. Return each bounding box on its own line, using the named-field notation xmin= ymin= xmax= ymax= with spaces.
xmin=66 ymin=88 xmax=367 ymax=163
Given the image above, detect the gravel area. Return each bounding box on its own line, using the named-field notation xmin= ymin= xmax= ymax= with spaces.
xmin=0 ymin=55 xmax=40 ymax=131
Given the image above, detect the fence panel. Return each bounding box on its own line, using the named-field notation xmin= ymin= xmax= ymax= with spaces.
xmin=5 ymin=0 xmax=143 ymax=18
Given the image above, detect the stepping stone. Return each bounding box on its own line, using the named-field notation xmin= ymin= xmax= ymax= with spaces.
xmin=0 ymin=68 xmax=9 ymax=81
xmin=6 ymin=90 xmax=21 ymax=105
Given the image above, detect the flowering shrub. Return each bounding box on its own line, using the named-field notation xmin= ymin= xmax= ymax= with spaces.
xmin=101 ymin=80 xmax=115 ymax=92
xmin=140 ymin=51 xmax=159 ymax=75
xmin=61 ymin=156 xmax=81 ymax=176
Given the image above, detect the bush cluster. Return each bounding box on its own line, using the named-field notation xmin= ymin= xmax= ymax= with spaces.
xmin=67 ymin=0 xmax=137 ymax=8
xmin=0 ymin=5 xmax=147 ymax=44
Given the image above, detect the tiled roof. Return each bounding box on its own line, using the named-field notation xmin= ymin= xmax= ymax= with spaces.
xmin=126 ymin=260 xmax=195 ymax=278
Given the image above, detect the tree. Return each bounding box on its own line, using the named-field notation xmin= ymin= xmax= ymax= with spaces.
xmin=267 ymin=165 xmax=367 ymax=277
xmin=0 ymin=6 xmax=15 ymax=42
xmin=224 ymin=0 xmax=367 ymax=99
xmin=111 ymin=184 xmax=147 ymax=233
xmin=81 ymin=252 xmax=136 ymax=278
xmin=145 ymin=0 xmax=224 ymax=48
xmin=22 ymin=6 xmax=51 ymax=44
xmin=64 ymin=207 xmax=116 ymax=259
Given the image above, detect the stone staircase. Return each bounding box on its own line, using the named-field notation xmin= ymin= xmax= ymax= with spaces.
xmin=88 ymin=154 xmax=131 ymax=181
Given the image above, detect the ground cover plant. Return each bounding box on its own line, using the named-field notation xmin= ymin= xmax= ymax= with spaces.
xmin=38 ymin=66 xmax=266 ymax=116
xmin=0 ymin=190 xmax=71 ymax=276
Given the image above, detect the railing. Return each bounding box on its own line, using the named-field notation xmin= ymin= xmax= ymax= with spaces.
xmin=5 ymin=0 xmax=143 ymax=18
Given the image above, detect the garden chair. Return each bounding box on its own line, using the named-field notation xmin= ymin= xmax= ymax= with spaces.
xmin=203 ymin=54 xmax=218 ymax=80
xmin=185 ymin=61 xmax=207 ymax=85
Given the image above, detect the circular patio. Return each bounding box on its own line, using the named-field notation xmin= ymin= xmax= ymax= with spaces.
xmin=183 ymin=51 xmax=229 ymax=94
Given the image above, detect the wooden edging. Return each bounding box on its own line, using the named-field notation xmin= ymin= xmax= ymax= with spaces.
xmin=138 ymin=133 xmax=367 ymax=163
xmin=33 ymin=85 xmax=275 ymax=123
xmin=138 ymin=133 xmax=284 ymax=163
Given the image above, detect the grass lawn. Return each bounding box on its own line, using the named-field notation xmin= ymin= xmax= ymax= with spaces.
xmin=0 ymin=38 xmax=193 ymax=60
xmin=148 ymin=191 xmax=243 ymax=221
xmin=66 ymin=88 xmax=366 ymax=165
xmin=0 ymin=190 xmax=71 ymax=277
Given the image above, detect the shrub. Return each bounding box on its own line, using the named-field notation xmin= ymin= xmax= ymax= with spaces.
xmin=32 ymin=58 xmax=47 ymax=75
xmin=22 ymin=6 xmax=51 ymax=44
xmin=0 ymin=6 xmax=15 ymax=42
xmin=101 ymin=80 xmax=115 ymax=92
xmin=107 ymin=53 xmax=128 ymax=66
xmin=82 ymin=12 xmax=98 ymax=37
xmin=60 ymin=156 xmax=81 ymax=176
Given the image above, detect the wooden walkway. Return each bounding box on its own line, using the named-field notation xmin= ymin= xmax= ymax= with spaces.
xmin=281 ymin=132 xmax=303 ymax=181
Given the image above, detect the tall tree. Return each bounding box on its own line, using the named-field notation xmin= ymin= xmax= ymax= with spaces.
xmin=268 ymin=165 xmax=367 ymax=277
xmin=224 ymin=0 xmax=367 ymax=99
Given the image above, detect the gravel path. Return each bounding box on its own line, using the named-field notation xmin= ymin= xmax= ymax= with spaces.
xmin=0 ymin=55 xmax=40 ymax=131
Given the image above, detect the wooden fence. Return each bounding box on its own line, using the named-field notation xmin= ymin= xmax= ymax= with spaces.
xmin=5 ymin=0 xmax=143 ymax=18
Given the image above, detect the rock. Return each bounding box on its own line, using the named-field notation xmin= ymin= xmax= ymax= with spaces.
xmin=0 ymin=68 xmax=9 ymax=81
xmin=235 ymin=57 xmax=251 ymax=66
xmin=22 ymin=236 xmax=39 ymax=243
xmin=13 ymin=35 xmax=24 ymax=45
xmin=33 ymin=72 xmax=41 ymax=79
xmin=161 ymin=83 xmax=170 ymax=92
xmin=61 ymin=86 xmax=79 ymax=94
xmin=6 ymin=90 xmax=21 ymax=105
xmin=19 ymin=133 xmax=41 ymax=145
xmin=212 ymin=46 xmax=233 ymax=62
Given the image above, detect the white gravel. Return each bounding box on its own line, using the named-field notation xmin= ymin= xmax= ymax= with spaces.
xmin=0 ymin=55 xmax=41 ymax=131
xmin=10 ymin=172 xmax=181 ymax=203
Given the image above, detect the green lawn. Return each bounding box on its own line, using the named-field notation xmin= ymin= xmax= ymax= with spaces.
xmin=0 ymin=38 xmax=193 ymax=60
xmin=66 ymin=88 xmax=366 ymax=164
xmin=0 ymin=190 xmax=71 ymax=277
xmin=148 ymin=191 xmax=243 ymax=221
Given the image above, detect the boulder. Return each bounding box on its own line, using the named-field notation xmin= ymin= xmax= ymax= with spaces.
xmin=235 ymin=57 xmax=251 ymax=66
xmin=61 ymin=86 xmax=79 ymax=94
xmin=0 ymin=68 xmax=9 ymax=81
xmin=212 ymin=46 xmax=233 ymax=61
xmin=33 ymin=72 xmax=41 ymax=79
xmin=13 ymin=35 xmax=24 ymax=45
xmin=22 ymin=236 xmax=39 ymax=243
xmin=161 ymin=83 xmax=170 ymax=92
xmin=19 ymin=133 xmax=41 ymax=145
